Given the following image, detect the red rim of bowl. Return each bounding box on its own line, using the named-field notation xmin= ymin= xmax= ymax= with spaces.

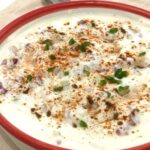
xmin=0 ymin=1 xmax=150 ymax=150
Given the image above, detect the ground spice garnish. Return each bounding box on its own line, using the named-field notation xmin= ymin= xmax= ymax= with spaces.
xmin=23 ymin=88 xmax=30 ymax=94
xmin=46 ymin=110 xmax=51 ymax=117
xmin=35 ymin=112 xmax=42 ymax=119
xmin=117 ymin=121 xmax=123 ymax=125
xmin=86 ymin=95 xmax=94 ymax=105
xmin=31 ymin=108 xmax=36 ymax=112
xmin=72 ymin=84 xmax=78 ymax=88
xmin=72 ymin=122 xmax=77 ymax=128
xmin=113 ymin=113 xmax=119 ymax=120
xmin=120 ymin=27 xmax=126 ymax=33
xmin=105 ymin=101 xmax=115 ymax=109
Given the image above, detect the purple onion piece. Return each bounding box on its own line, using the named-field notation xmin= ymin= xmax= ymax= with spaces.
xmin=0 ymin=82 xmax=3 ymax=88
xmin=128 ymin=109 xmax=140 ymax=126
xmin=116 ymin=128 xmax=128 ymax=136
xmin=78 ymin=20 xmax=86 ymax=25
xmin=0 ymin=88 xmax=7 ymax=94
xmin=12 ymin=58 xmax=18 ymax=65
xmin=1 ymin=58 xmax=18 ymax=67
xmin=1 ymin=59 xmax=7 ymax=65
xmin=53 ymin=67 xmax=61 ymax=76
xmin=56 ymin=140 xmax=62 ymax=145
xmin=9 ymin=46 xmax=18 ymax=55
xmin=116 ymin=125 xmax=130 ymax=136
xmin=0 ymin=82 xmax=7 ymax=94
xmin=128 ymin=119 xmax=137 ymax=126
xmin=25 ymin=43 xmax=30 ymax=48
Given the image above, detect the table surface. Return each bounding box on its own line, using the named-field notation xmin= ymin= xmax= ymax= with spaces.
xmin=0 ymin=0 xmax=149 ymax=150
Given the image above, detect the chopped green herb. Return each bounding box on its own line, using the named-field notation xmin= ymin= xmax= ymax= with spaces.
xmin=78 ymin=42 xmax=91 ymax=52
xmin=105 ymin=76 xmax=121 ymax=84
xmin=109 ymin=28 xmax=118 ymax=34
xmin=105 ymin=91 xmax=111 ymax=98
xmin=115 ymin=68 xmax=128 ymax=79
xmin=47 ymin=67 xmax=54 ymax=73
xmin=99 ymin=80 xmax=107 ymax=86
xmin=116 ymin=86 xmax=130 ymax=96
xmin=83 ymin=66 xmax=90 ymax=76
xmin=64 ymin=71 xmax=69 ymax=76
xmin=78 ymin=45 xmax=86 ymax=52
xmin=44 ymin=44 xmax=49 ymax=51
xmin=49 ymin=55 xmax=56 ymax=60
xmin=44 ymin=39 xmax=52 ymax=45
xmin=139 ymin=52 xmax=146 ymax=57
xmin=69 ymin=38 xmax=76 ymax=45
xmin=43 ymin=39 xmax=52 ymax=51
xmin=12 ymin=99 xmax=18 ymax=102
xmin=53 ymin=86 xmax=63 ymax=92
xmin=79 ymin=120 xmax=88 ymax=129
xmin=26 ymin=75 xmax=32 ymax=82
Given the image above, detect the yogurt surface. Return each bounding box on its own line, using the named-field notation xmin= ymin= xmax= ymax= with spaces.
xmin=0 ymin=8 xmax=150 ymax=150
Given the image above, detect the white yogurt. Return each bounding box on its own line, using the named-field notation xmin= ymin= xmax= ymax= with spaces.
xmin=0 ymin=8 xmax=150 ymax=150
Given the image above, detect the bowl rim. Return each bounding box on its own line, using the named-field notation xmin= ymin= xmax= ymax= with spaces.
xmin=0 ymin=1 xmax=150 ymax=150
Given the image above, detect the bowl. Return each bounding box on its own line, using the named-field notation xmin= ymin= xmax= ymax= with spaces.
xmin=0 ymin=1 xmax=150 ymax=150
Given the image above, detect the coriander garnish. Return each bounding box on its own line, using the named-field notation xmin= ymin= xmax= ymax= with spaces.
xmin=116 ymin=86 xmax=130 ymax=96
xmin=78 ymin=42 xmax=91 ymax=52
xmin=69 ymin=38 xmax=76 ymax=45
xmin=79 ymin=120 xmax=88 ymax=129
xmin=44 ymin=44 xmax=49 ymax=51
xmin=26 ymin=75 xmax=32 ymax=82
xmin=43 ymin=39 xmax=52 ymax=51
xmin=49 ymin=55 xmax=56 ymax=60
xmin=115 ymin=68 xmax=128 ymax=79
xmin=44 ymin=39 xmax=52 ymax=45
xmin=105 ymin=91 xmax=111 ymax=98
xmin=105 ymin=76 xmax=121 ymax=84
xmin=83 ymin=66 xmax=90 ymax=76
xmin=47 ymin=67 xmax=54 ymax=73
xmin=64 ymin=71 xmax=69 ymax=76
xmin=99 ymin=80 xmax=107 ymax=86
xmin=139 ymin=52 xmax=146 ymax=57
xmin=109 ymin=28 xmax=118 ymax=34
xmin=53 ymin=86 xmax=63 ymax=92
